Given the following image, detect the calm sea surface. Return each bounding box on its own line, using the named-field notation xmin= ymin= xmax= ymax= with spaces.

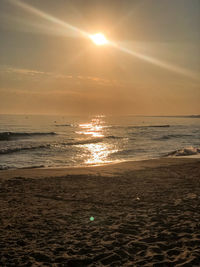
xmin=0 ymin=114 xmax=200 ymax=169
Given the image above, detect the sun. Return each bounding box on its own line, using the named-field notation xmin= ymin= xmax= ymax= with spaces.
xmin=90 ymin=33 xmax=108 ymax=46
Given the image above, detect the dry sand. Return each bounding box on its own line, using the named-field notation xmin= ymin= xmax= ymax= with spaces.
xmin=0 ymin=158 xmax=200 ymax=266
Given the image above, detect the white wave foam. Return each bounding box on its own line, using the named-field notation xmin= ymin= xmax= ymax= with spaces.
xmin=167 ymin=146 xmax=200 ymax=157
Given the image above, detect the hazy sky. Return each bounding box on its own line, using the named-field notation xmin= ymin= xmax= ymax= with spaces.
xmin=0 ymin=0 xmax=199 ymax=115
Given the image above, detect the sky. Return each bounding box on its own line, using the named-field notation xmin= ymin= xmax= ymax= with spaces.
xmin=0 ymin=0 xmax=200 ymax=115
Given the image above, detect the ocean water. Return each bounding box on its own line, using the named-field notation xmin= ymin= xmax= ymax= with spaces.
xmin=0 ymin=114 xmax=200 ymax=169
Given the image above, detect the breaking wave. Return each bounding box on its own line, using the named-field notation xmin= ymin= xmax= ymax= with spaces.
xmin=111 ymin=125 xmax=171 ymax=130
xmin=0 ymin=132 xmax=57 ymax=141
xmin=0 ymin=139 xmax=101 ymax=155
xmin=63 ymin=138 xmax=103 ymax=146
xmin=166 ymin=147 xmax=200 ymax=157
xmin=0 ymin=135 xmax=124 ymax=155
xmin=155 ymin=134 xmax=192 ymax=140
xmin=63 ymin=135 xmax=123 ymax=146
xmin=0 ymin=144 xmax=50 ymax=155
xmin=20 ymin=165 xmax=45 ymax=169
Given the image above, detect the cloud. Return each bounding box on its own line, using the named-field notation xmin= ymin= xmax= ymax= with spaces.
xmin=0 ymin=65 xmax=117 ymax=86
xmin=3 ymin=67 xmax=47 ymax=76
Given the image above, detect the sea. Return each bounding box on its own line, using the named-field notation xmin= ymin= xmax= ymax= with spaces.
xmin=0 ymin=114 xmax=200 ymax=170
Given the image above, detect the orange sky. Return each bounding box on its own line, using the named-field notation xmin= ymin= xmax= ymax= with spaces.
xmin=0 ymin=0 xmax=200 ymax=115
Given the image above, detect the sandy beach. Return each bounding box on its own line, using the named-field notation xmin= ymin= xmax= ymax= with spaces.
xmin=0 ymin=158 xmax=200 ymax=266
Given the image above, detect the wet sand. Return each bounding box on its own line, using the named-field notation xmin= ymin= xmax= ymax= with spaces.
xmin=0 ymin=158 xmax=200 ymax=266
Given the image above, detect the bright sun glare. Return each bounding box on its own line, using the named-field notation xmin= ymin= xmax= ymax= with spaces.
xmin=90 ymin=33 xmax=108 ymax=46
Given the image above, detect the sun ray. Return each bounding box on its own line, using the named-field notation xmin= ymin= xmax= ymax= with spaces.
xmin=8 ymin=0 xmax=199 ymax=80
xmin=109 ymin=41 xmax=198 ymax=79
xmin=8 ymin=0 xmax=90 ymax=39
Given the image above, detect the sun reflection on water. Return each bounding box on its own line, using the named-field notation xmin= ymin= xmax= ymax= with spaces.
xmin=77 ymin=116 xmax=118 ymax=165
xmin=84 ymin=143 xmax=118 ymax=164
xmin=77 ymin=117 xmax=106 ymax=138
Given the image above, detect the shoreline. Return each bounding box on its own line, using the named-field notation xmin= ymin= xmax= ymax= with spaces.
xmin=0 ymin=157 xmax=200 ymax=180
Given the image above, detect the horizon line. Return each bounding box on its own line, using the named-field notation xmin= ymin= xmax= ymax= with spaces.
xmin=0 ymin=113 xmax=200 ymax=117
